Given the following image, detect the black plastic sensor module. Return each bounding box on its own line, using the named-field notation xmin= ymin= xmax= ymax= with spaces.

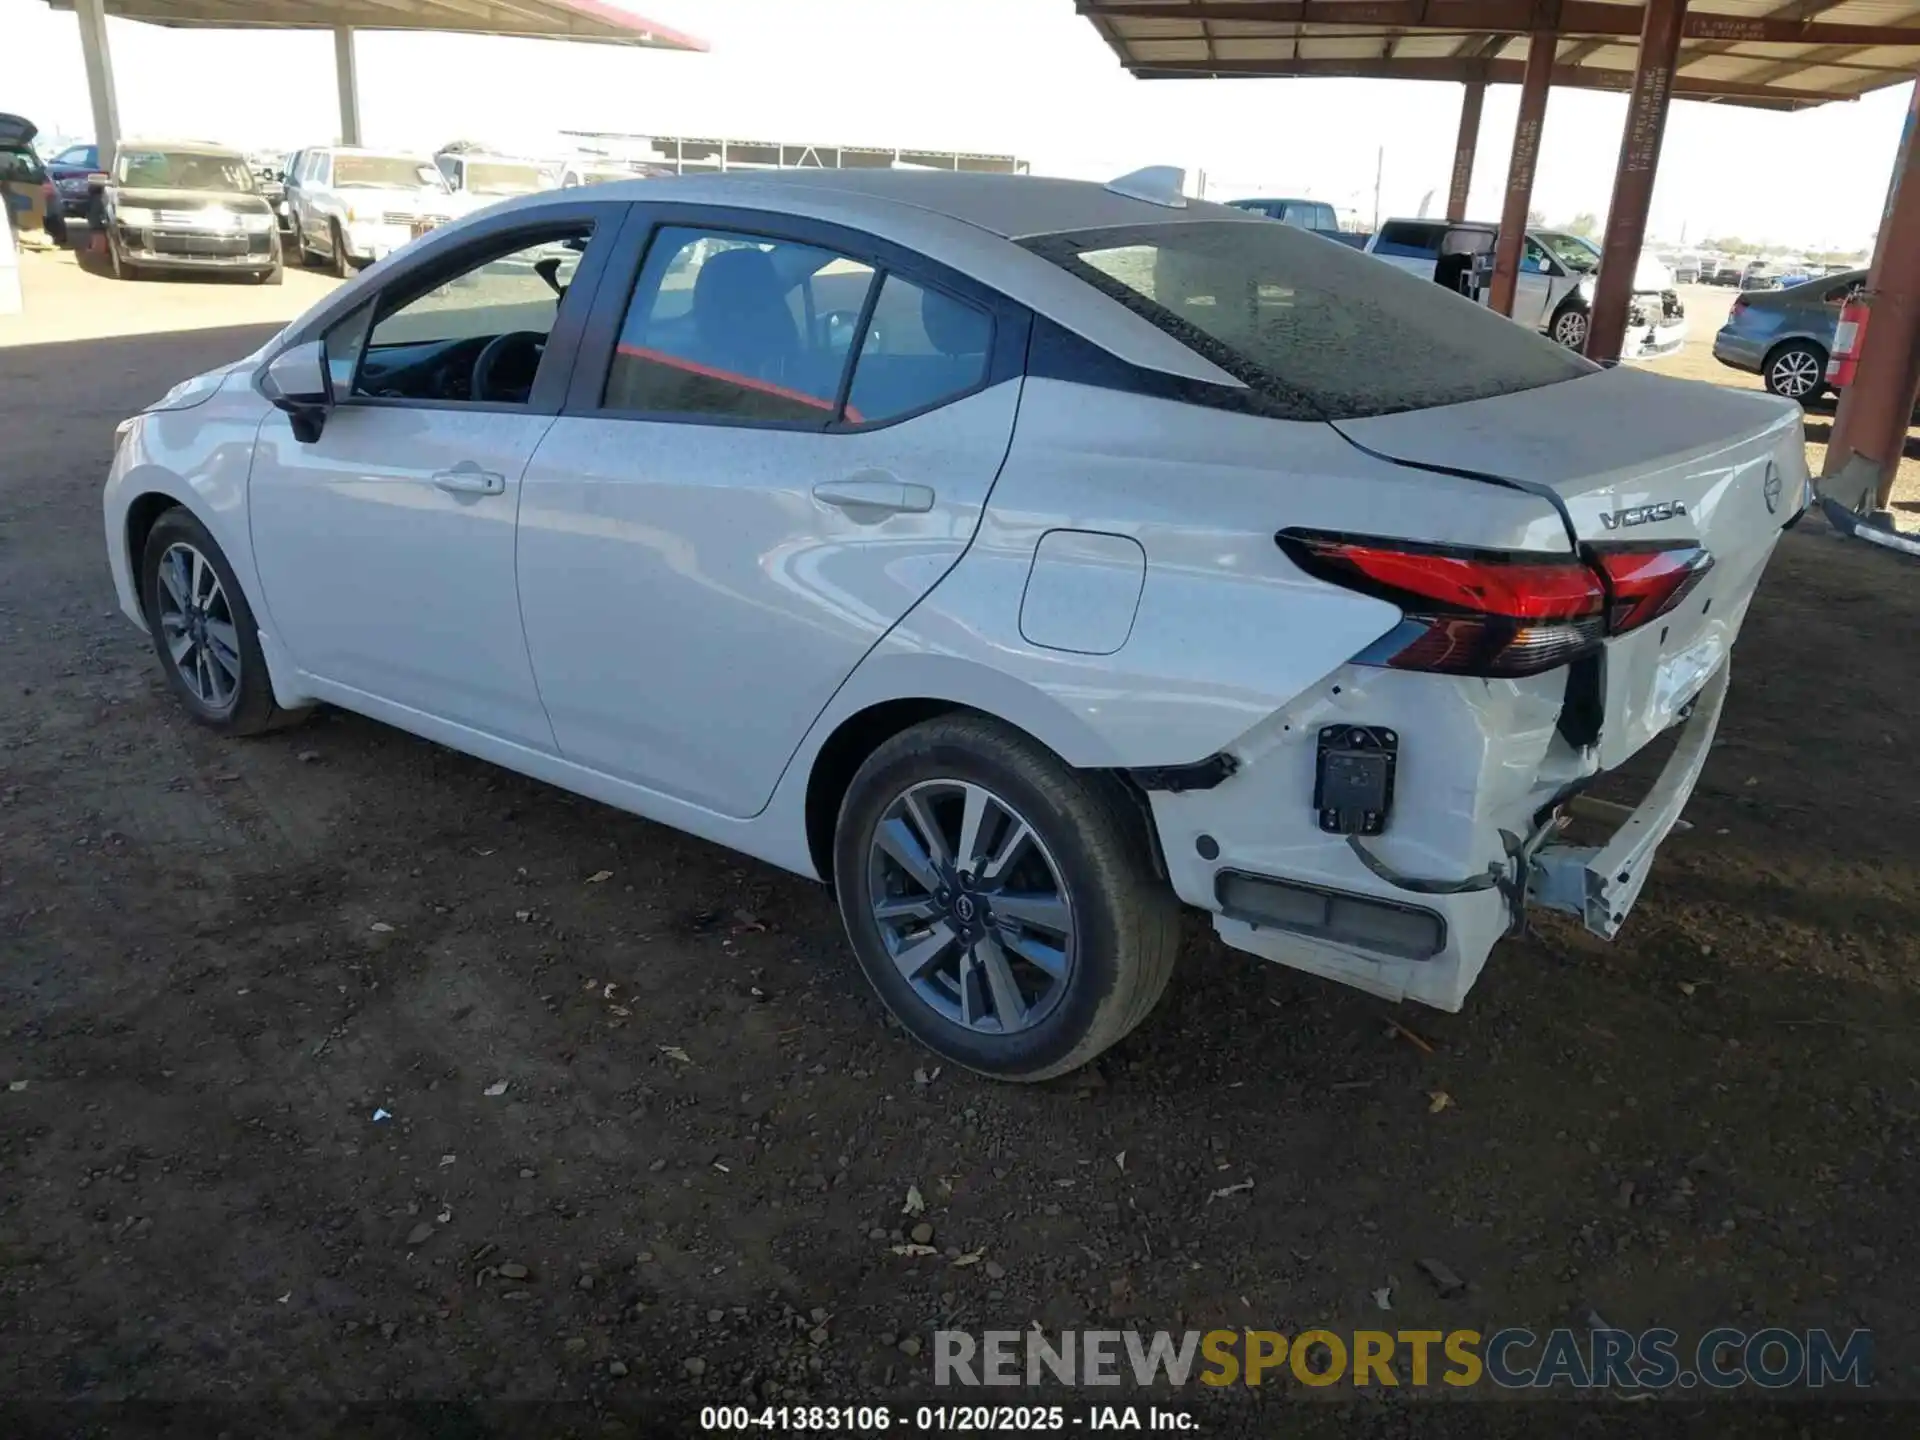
xmin=1314 ymin=725 xmax=1398 ymax=835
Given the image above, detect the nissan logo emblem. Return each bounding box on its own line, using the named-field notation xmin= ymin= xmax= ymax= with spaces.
xmin=1763 ymin=463 xmax=1783 ymax=515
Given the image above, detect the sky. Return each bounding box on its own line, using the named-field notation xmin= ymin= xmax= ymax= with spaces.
xmin=5 ymin=0 xmax=1907 ymax=252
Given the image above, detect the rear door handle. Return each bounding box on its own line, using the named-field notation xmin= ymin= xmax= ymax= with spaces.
xmin=432 ymin=464 xmax=506 ymax=496
xmin=811 ymin=477 xmax=935 ymax=515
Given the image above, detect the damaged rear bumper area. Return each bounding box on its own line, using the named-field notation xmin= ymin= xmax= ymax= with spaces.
xmin=1139 ymin=659 xmax=1730 ymax=1011
xmin=1527 ymin=661 xmax=1727 ymax=937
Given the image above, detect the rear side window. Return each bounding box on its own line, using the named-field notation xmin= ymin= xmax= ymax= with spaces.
xmin=1021 ymin=219 xmax=1594 ymax=420
xmin=603 ymin=226 xmax=876 ymax=423
xmin=1373 ymin=221 xmax=1440 ymax=260
xmin=845 ymin=275 xmax=992 ymax=424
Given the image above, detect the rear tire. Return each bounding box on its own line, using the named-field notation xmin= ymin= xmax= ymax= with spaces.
xmin=833 ymin=714 xmax=1180 ymax=1082
xmin=1763 ymin=341 xmax=1827 ymax=403
xmin=138 ymin=509 xmax=304 ymax=737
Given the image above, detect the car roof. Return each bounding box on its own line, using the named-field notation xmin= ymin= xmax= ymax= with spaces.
xmin=322 ymin=146 xmax=436 ymax=160
xmin=313 ymin=170 xmax=1258 ymax=389
xmin=556 ymin=169 xmax=1257 ymax=241
xmin=119 ymin=139 xmax=245 ymax=158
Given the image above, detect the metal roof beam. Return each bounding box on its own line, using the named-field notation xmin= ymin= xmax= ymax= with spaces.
xmin=1733 ymin=4 xmax=1920 ymax=84
xmin=1077 ymin=0 xmax=1920 ymax=46
xmin=1128 ymin=54 xmax=1842 ymax=105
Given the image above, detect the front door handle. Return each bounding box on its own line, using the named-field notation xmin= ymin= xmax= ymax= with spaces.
xmin=432 ymin=464 xmax=506 ymax=496
xmin=812 ymin=476 xmax=935 ymax=516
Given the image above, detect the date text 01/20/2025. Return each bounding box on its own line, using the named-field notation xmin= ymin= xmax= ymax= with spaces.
xmin=698 ymin=1405 xmax=1195 ymax=1431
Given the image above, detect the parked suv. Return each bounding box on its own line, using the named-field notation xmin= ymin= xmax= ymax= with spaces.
xmin=282 ymin=145 xmax=454 ymax=276
xmin=98 ymin=140 xmax=281 ymax=283
xmin=434 ymin=151 xmax=552 ymax=209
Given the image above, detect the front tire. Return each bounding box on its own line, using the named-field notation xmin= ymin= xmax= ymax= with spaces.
xmin=1763 ymin=341 xmax=1827 ymax=403
xmin=1550 ymin=302 xmax=1590 ymax=351
xmin=108 ymin=236 xmax=140 ymax=282
xmin=139 ymin=509 xmax=300 ymax=737
xmin=327 ymin=220 xmax=353 ymax=279
xmin=833 ymin=714 xmax=1180 ymax=1082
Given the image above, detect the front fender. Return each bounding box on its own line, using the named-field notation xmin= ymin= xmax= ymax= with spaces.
xmin=103 ymin=381 xmax=310 ymax=707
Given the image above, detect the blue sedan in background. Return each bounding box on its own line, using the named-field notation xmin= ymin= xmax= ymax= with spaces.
xmin=1713 ymin=269 xmax=1864 ymax=402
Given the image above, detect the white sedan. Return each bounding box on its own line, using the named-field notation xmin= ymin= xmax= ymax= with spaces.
xmin=103 ymin=167 xmax=1810 ymax=1081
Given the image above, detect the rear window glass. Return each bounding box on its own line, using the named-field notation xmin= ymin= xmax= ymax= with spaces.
xmin=1020 ymin=220 xmax=1594 ymax=420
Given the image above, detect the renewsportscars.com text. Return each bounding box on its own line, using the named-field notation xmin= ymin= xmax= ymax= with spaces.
xmin=934 ymin=1327 xmax=1872 ymax=1390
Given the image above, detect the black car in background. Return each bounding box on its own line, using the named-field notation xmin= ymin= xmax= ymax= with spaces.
xmin=45 ymin=140 xmax=100 ymax=220
xmin=99 ymin=140 xmax=282 ymax=283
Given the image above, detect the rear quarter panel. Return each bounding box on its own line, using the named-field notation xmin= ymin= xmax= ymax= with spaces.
xmin=829 ymin=378 xmax=1570 ymax=771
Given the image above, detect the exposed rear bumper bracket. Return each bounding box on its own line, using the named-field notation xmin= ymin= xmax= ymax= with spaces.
xmin=1528 ymin=660 xmax=1730 ymax=939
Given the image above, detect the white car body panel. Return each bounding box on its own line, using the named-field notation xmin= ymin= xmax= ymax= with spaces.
xmin=515 ymin=380 xmax=1024 ymax=818
xmin=100 ymin=170 xmax=1804 ymax=1030
xmin=248 ymin=406 xmax=560 ymax=750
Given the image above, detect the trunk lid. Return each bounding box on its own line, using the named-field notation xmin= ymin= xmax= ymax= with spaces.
xmin=1332 ymin=366 xmax=1807 ymax=767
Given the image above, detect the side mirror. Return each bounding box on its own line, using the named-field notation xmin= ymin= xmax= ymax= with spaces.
xmin=86 ymin=171 xmax=109 ymax=193
xmin=260 ymin=339 xmax=331 ymax=442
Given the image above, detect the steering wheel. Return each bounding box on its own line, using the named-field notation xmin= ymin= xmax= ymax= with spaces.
xmin=471 ymin=331 xmax=546 ymax=404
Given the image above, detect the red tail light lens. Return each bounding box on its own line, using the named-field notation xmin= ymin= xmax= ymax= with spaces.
xmin=1278 ymin=531 xmax=1605 ymax=678
xmin=1279 ymin=531 xmax=1714 ymax=678
xmin=1588 ymin=543 xmax=1713 ymax=632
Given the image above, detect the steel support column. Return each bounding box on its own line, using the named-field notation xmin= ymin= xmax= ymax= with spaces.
xmin=1822 ymin=78 xmax=1920 ymax=516
xmin=73 ymin=0 xmax=121 ymax=173
xmin=1488 ymin=35 xmax=1554 ymax=317
xmin=1446 ymin=80 xmax=1485 ymax=221
xmin=1587 ymin=0 xmax=1687 ymax=363
xmin=335 ymin=26 xmax=363 ymax=146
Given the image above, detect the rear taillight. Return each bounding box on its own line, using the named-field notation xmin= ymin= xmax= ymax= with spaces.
xmin=1278 ymin=532 xmax=1605 ymax=677
xmin=1588 ymin=543 xmax=1713 ymax=633
xmin=1729 ymin=295 xmax=1748 ymax=316
xmin=1278 ymin=531 xmax=1713 ymax=678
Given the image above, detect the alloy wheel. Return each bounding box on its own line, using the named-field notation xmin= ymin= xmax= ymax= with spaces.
xmin=1769 ymin=349 xmax=1822 ymax=398
xmin=154 ymin=542 xmax=242 ymax=712
xmin=865 ymin=779 xmax=1075 ymax=1036
xmin=1553 ymin=310 xmax=1589 ymax=349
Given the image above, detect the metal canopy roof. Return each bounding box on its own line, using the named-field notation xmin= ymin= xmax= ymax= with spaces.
xmin=1078 ymin=0 xmax=1920 ymax=110
xmin=44 ymin=0 xmax=707 ymax=50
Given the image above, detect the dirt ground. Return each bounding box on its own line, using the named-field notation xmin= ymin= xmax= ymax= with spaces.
xmin=2 ymin=258 xmax=1918 ymax=1433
